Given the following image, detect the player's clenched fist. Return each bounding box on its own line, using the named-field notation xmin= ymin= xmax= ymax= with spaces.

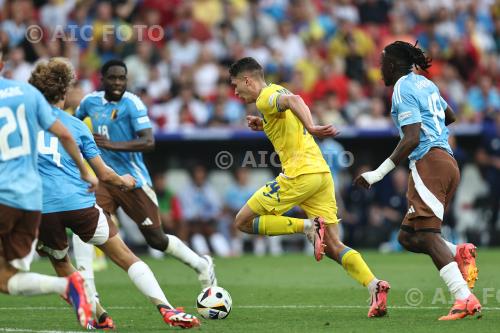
xmin=120 ymin=174 xmax=136 ymax=191
xmin=246 ymin=115 xmax=263 ymax=131
xmin=81 ymin=171 xmax=99 ymax=193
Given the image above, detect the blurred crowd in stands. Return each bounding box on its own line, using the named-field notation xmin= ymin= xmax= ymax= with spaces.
xmin=1 ymin=0 xmax=499 ymax=254
xmin=1 ymin=0 xmax=500 ymax=130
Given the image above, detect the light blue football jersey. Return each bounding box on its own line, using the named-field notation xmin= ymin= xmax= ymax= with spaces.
xmin=38 ymin=106 xmax=100 ymax=213
xmin=75 ymin=91 xmax=152 ymax=188
xmin=0 ymin=78 xmax=56 ymax=211
xmin=390 ymin=72 xmax=453 ymax=161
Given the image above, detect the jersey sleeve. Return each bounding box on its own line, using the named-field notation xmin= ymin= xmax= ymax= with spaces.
xmin=256 ymin=86 xmax=282 ymax=117
xmin=33 ymin=86 xmax=57 ymax=130
xmin=127 ymin=95 xmax=152 ymax=132
xmin=78 ymin=121 xmax=100 ymax=160
xmin=75 ymin=96 xmax=89 ymax=120
xmin=393 ymin=85 xmax=422 ymax=127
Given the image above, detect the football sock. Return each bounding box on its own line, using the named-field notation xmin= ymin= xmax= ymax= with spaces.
xmin=127 ymin=261 xmax=173 ymax=307
xmin=439 ymin=261 xmax=471 ymax=300
xmin=442 ymin=239 xmax=457 ymax=256
xmin=252 ymin=216 xmax=305 ymax=235
xmin=339 ymin=247 xmax=376 ymax=287
xmin=165 ymin=234 xmax=207 ymax=273
xmin=72 ymin=234 xmax=98 ymax=301
xmin=7 ymin=272 xmax=67 ymax=296
xmin=367 ymin=277 xmax=381 ymax=294
xmin=209 ymin=233 xmax=231 ymax=257
xmin=303 ymin=219 xmax=313 ymax=233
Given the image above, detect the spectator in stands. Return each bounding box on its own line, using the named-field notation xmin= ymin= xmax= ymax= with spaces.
xmin=4 ymin=46 xmax=31 ymax=82
xmin=344 ymin=81 xmax=371 ymax=123
xmin=153 ymin=85 xmax=209 ymax=132
xmin=167 ymin=21 xmax=201 ymax=77
xmin=358 ymin=0 xmax=390 ymax=25
xmin=467 ymin=75 xmax=500 ymax=119
xmin=178 ymin=165 xmax=231 ymax=257
xmin=65 ymin=3 xmax=93 ymax=51
xmin=0 ymin=0 xmax=30 ymax=48
xmin=40 ymin=0 xmax=76 ymax=33
xmin=193 ymin=46 xmax=220 ymax=99
xmin=314 ymin=91 xmax=347 ymax=127
xmin=125 ymin=41 xmax=156 ymax=92
xmin=232 ymin=0 xmax=277 ymax=46
xmin=147 ymin=65 xmax=171 ymax=102
xmin=269 ymin=20 xmax=306 ymax=67
xmin=224 ymin=168 xmax=256 ymax=256
xmin=207 ymin=80 xmax=245 ymax=127
xmin=342 ymin=164 xmax=376 ymax=247
xmin=153 ymin=173 xmax=184 ymax=240
xmin=376 ymin=167 xmax=408 ymax=252
xmin=355 ymin=97 xmax=391 ymax=129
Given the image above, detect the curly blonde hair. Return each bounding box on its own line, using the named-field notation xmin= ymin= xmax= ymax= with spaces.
xmin=29 ymin=57 xmax=75 ymax=104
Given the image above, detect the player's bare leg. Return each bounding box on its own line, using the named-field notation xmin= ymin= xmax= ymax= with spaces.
xmin=410 ymin=231 xmax=481 ymax=320
xmin=236 ymin=204 xmax=313 ymax=233
xmin=97 ymin=235 xmax=200 ymax=328
xmin=323 ymin=224 xmax=390 ymax=317
xmin=235 ymin=204 xmax=323 ymax=258
xmin=141 ymin=228 xmax=217 ymax=288
xmin=398 ymin=229 xmax=479 ymax=289
xmin=49 ymin=255 xmax=113 ymax=329
xmin=0 ymin=253 xmax=92 ymax=328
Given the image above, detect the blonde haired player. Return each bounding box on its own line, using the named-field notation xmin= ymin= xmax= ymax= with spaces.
xmin=229 ymin=57 xmax=390 ymax=317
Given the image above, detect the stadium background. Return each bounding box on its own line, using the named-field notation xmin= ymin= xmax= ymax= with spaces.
xmin=1 ymin=0 xmax=499 ymax=256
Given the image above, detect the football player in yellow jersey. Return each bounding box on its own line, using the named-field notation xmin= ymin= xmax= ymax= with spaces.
xmin=229 ymin=57 xmax=390 ymax=318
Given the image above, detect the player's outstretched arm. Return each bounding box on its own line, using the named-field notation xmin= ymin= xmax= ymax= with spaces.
xmin=48 ymin=120 xmax=98 ymax=192
xmin=93 ymin=128 xmax=155 ymax=152
xmin=354 ymin=123 xmax=420 ymax=189
xmin=278 ymin=94 xmax=339 ymax=138
xmin=87 ymin=155 xmax=136 ymax=190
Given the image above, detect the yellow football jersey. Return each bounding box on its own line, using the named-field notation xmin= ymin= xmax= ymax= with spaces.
xmin=255 ymin=84 xmax=330 ymax=178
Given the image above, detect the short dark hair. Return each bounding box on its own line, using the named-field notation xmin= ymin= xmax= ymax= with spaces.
xmin=229 ymin=57 xmax=263 ymax=78
xmin=101 ymin=59 xmax=127 ymax=76
xmin=384 ymin=41 xmax=432 ymax=73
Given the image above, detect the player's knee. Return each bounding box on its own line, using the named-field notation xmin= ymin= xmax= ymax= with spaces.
xmin=50 ymin=256 xmax=74 ymax=276
xmin=397 ymin=231 xmax=412 ymax=249
xmin=144 ymin=232 xmax=168 ymax=251
xmin=415 ymin=231 xmax=436 ymax=249
xmin=234 ymin=212 xmax=252 ymax=233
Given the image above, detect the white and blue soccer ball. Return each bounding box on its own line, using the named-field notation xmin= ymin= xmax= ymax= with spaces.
xmin=196 ymin=286 xmax=232 ymax=319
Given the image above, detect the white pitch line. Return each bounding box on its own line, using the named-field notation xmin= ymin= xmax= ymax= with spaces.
xmin=0 ymin=305 xmax=499 ymax=311
xmin=0 ymin=329 xmax=85 ymax=333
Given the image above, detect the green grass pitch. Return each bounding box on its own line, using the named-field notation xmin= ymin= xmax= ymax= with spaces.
xmin=1 ymin=249 xmax=499 ymax=333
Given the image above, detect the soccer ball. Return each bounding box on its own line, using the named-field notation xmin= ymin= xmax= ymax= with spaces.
xmin=196 ymin=286 xmax=232 ymax=319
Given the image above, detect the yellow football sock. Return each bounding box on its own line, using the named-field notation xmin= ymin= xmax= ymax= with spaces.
xmin=339 ymin=247 xmax=375 ymax=287
xmin=252 ymin=216 xmax=305 ymax=235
